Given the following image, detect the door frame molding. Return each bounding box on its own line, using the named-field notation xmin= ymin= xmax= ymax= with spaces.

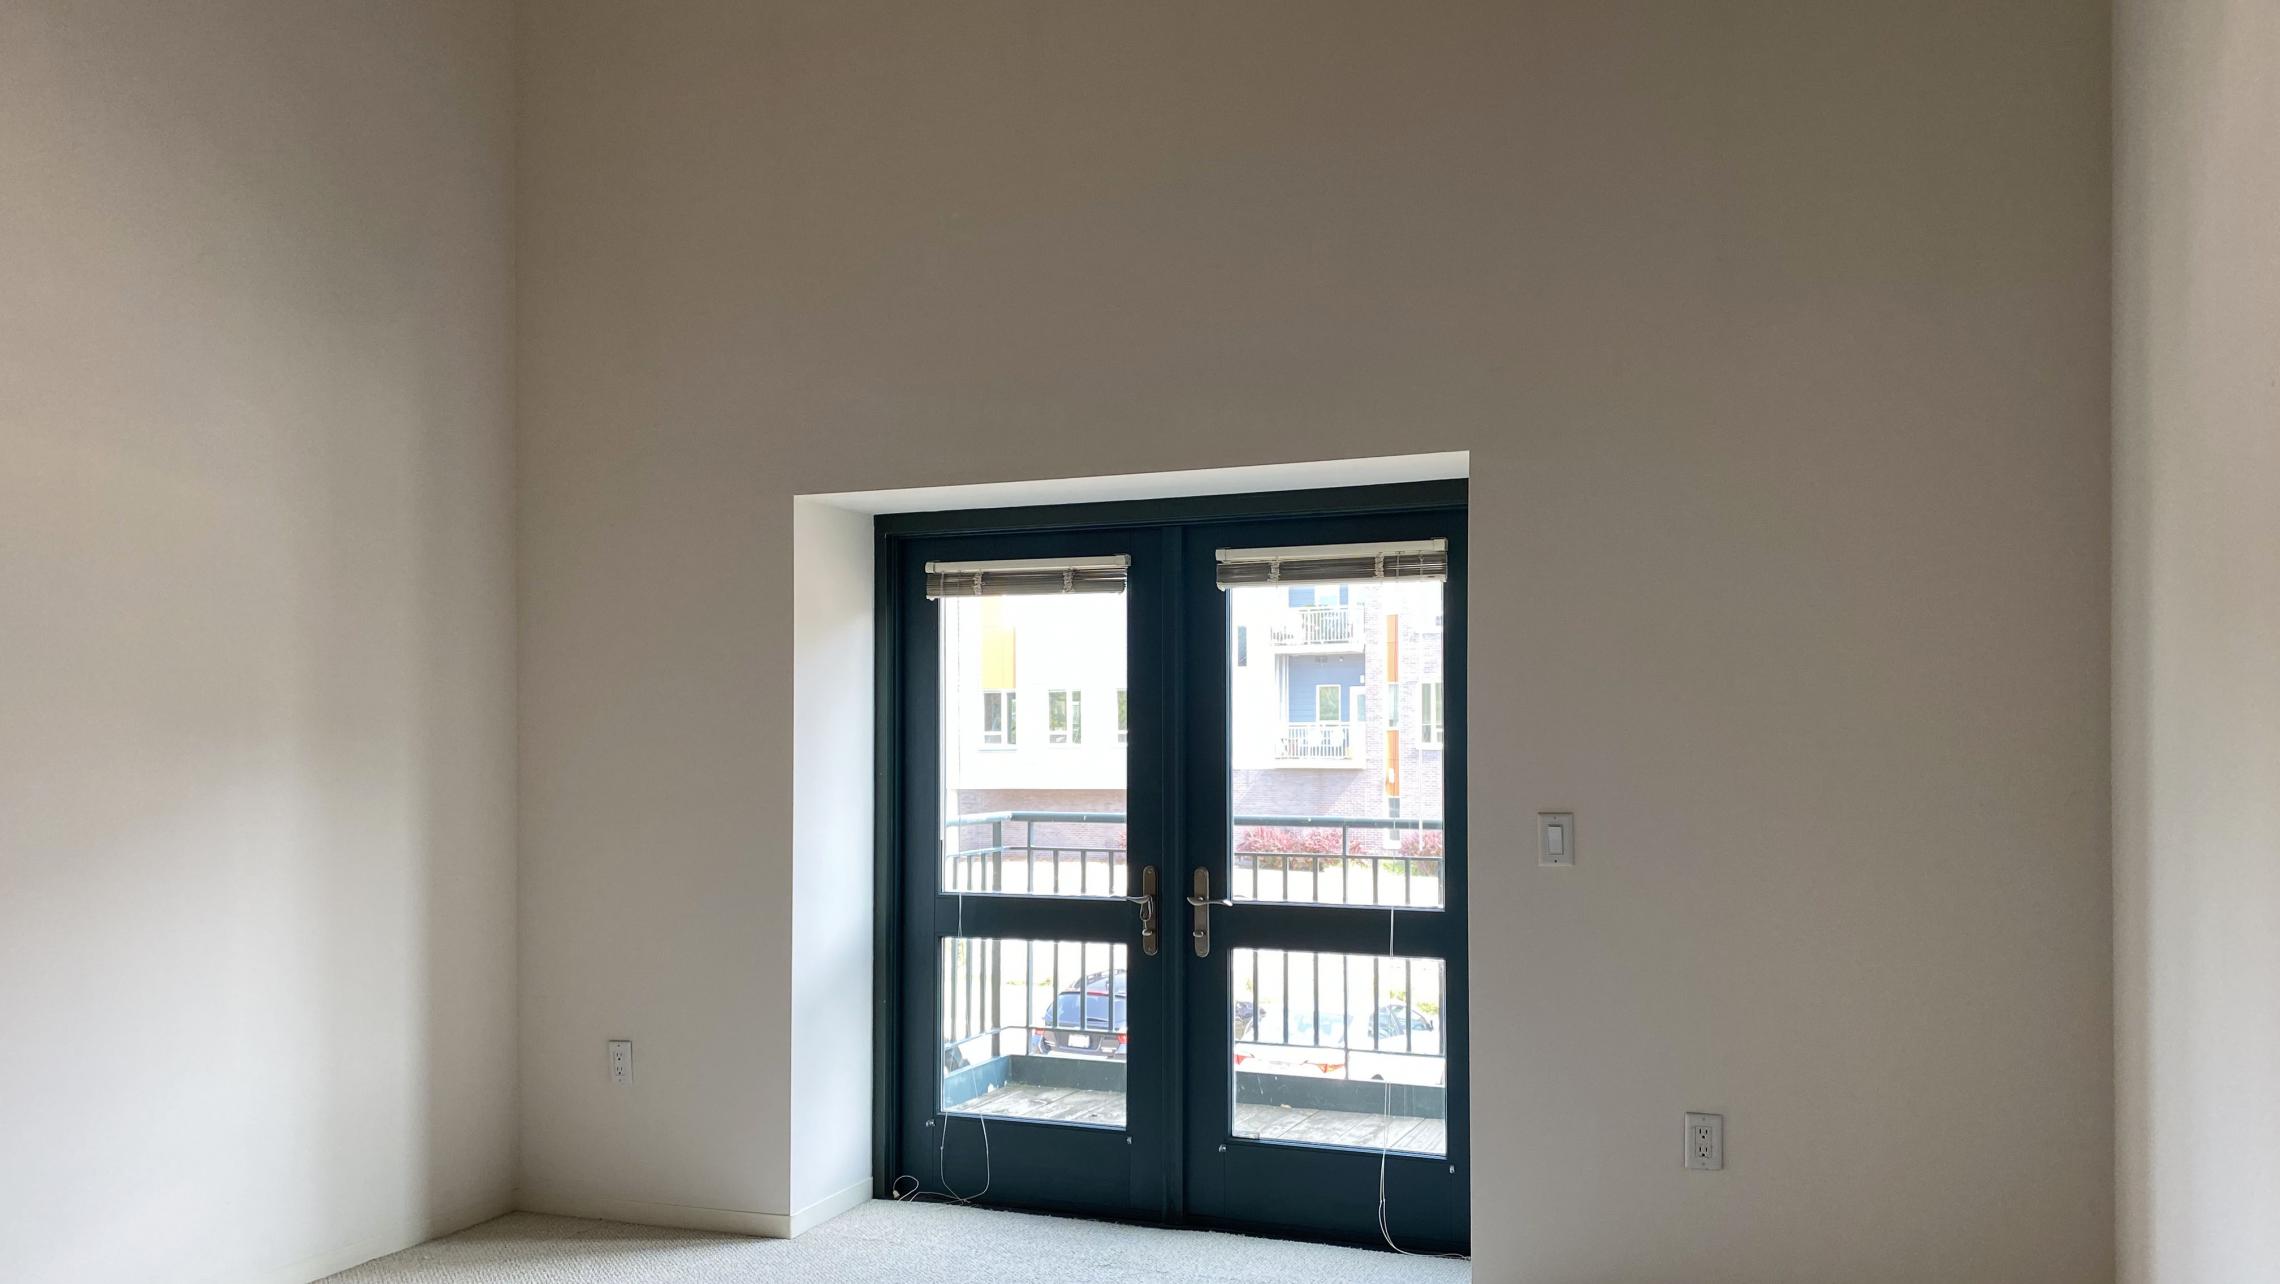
xmin=871 ymin=479 xmax=1469 ymax=1225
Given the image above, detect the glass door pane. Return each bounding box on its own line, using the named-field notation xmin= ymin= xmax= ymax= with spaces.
xmin=943 ymin=937 xmax=1128 ymax=1126
xmin=1230 ymin=947 xmax=1446 ymax=1156
xmin=933 ymin=586 xmax=1134 ymax=1122
xmin=1225 ymin=576 xmax=1446 ymax=909
xmin=939 ymin=592 xmax=1128 ymax=897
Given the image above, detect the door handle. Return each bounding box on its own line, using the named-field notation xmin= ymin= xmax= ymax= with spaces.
xmin=1125 ymin=865 xmax=1159 ymax=956
xmin=1187 ymin=868 xmax=1235 ymax=957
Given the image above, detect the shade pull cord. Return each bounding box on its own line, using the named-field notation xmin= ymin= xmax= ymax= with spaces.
xmin=1376 ymin=899 xmax=1467 ymax=1260
xmin=891 ymin=890 xmax=993 ymax=1206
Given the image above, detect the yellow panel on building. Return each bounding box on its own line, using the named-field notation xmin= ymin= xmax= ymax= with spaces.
xmin=980 ymin=599 xmax=1017 ymax=688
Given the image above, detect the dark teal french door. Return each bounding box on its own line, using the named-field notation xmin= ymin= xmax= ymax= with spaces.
xmin=884 ymin=491 xmax=1467 ymax=1254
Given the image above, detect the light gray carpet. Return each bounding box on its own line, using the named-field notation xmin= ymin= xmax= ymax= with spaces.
xmin=322 ymin=1201 xmax=1470 ymax=1284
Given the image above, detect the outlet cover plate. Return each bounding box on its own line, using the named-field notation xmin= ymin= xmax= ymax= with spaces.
xmin=1684 ymin=1112 xmax=1723 ymax=1171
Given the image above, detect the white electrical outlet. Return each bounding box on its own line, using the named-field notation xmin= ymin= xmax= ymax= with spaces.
xmin=608 ymin=1039 xmax=633 ymax=1086
xmin=1684 ymin=1112 xmax=1723 ymax=1171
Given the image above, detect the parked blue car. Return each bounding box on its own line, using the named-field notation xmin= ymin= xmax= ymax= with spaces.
xmin=1029 ymin=970 xmax=1127 ymax=1059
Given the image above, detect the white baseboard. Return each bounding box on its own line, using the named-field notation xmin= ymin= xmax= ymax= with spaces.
xmin=515 ymin=1178 xmax=879 ymax=1241
xmin=788 ymin=1177 xmax=875 ymax=1236
xmin=516 ymin=1185 xmax=795 ymax=1237
xmin=239 ymin=1190 xmax=514 ymax=1284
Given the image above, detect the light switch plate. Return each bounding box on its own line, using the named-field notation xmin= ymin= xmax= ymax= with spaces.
xmin=1539 ymin=812 xmax=1575 ymax=866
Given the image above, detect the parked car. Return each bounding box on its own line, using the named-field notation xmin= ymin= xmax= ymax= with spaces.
xmin=1234 ymin=1002 xmax=1440 ymax=1084
xmin=1029 ymin=970 xmax=1128 ymax=1059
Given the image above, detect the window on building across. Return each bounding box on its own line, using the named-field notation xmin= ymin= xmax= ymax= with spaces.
xmin=1049 ymin=689 xmax=1082 ymax=744
xmin=983 ymin=690 xmax=1016 ymax=746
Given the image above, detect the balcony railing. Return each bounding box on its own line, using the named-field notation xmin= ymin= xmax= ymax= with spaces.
xmin=941 ymin=810 xmax=1445 ymax=908
xmin=936 ymin=809 xmax=1450 ymax=1149
xmin=1276 ymin=720 xmax=1358 ymax=762
xmin=943 ymin=810 xmax=1129 ymax=896
xmin=1267 ymin=603 xmax=1360 ymax=648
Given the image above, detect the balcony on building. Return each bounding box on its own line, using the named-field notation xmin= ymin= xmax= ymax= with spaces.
xmin=1267 ymin=602 xmax=1363 ymax=651
xmin=1274 ymin=720 xmax=1361 ymax=764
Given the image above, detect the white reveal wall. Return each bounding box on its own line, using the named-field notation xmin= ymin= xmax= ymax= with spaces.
xmin=787 ymin=499 xmax=877 ymax=1228
xmin=515 ymin=3 xmax=2113 ymax=1279
xmin=2115 ymin=1 xmax=2280 ymax=1280
xmin=0 ymin=4 xmax=518 ymax=1282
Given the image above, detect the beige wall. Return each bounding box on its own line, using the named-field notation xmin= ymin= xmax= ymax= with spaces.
xmin=0 ymin=4 xmax=517 ymax=1282
xmin=517 ymin=3 xmax=2113 ymax=1278
xmin=2114 ymin=1 xmax=2280 ymax=1281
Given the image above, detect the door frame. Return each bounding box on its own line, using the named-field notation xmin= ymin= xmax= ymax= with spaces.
xmin=872 ymin=479 xmax=1468 ymax=1244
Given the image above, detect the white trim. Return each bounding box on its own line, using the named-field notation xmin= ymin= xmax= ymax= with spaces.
xmin=805 ymin=452 xmax=1468 ymax=515
xmin=516 ymin=1184 xmax=794 ymax=1238
xmin=511 ymin=1179 xmax=876 ymax=1240
xmin=788 ymin=1178 xmax=878 ymax=1236
xmin=230 ymin=1190 xmax=512 ymax=1284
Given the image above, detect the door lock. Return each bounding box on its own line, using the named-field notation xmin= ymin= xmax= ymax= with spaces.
xmin=1126 ymin=866 xmax=1159 ymax=956
xmin=1187 ymin=868 xmax=1235 ymax=957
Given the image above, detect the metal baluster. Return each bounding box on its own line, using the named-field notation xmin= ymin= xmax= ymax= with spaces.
xmin=1405 ymin=957 xmax=1416 ymax=1052
xmin=1311 ymin=951 xmax=1322 ymax=1050
xmin=1088 ymin=940 xmax=1097 ymax=1028
xmin=1372 ymin=955 xmax=1382 ymax=1058
xmin=1343 ymin=954 xmax=1353 ymax=1058
xmin=1251 ymin=950 xmax=1262 ymax=1046
xmin=1280 ymin=951 xmax=1290 ymax=1045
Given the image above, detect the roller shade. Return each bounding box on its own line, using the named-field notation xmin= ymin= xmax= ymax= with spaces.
xmin=1215 ymin=539 xmax=1447 ymax=589
xmin=926 ymin=554 xmax=1130 ymax=598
